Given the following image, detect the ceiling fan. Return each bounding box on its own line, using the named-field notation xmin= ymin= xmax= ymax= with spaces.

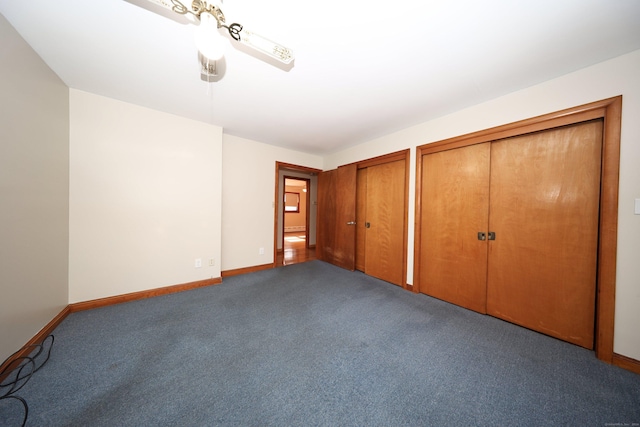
xmin=125 ymin=0 xmax=294 ymax=81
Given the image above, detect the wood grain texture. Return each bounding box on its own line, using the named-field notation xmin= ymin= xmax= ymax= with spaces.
xmin=486 ymin=121 xmax=603 ymax=349
xmin=414 ymin=96 xmax=621 ymax=364
xmin=316 ymin=169 xmax=337 ymax=263
xmin=419 ymin=143 xmax=490 ymax=313
xmin=334 ymin=164 xmax=357 ymax=270
xmin=356 ymin=168 xmax=367 ymax=272
xmin=365 ymin=159 xmax=406 ymax=286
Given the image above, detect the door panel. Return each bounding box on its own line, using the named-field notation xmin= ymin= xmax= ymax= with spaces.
xmin=334 ymin=164 xmax=357 ymax=270
xmin=487 ymin=120 xmax=603 ymax=348
xmin=365 ymin=160 xmax=406 ymax=286
xmin=316 ymin=169 xmax=337 ymax=263
xmin=356 ymin=168 xmax=367 ymax=272
xmin=420 ymin=143 xmax=490 ymax=313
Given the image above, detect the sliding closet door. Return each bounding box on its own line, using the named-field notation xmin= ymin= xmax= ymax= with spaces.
xmin=419 ymin=143 xmax=490 ymax=313
xmin=364 ymin=159 xmax=406 ymax=286
xmin=486 ymin=120 xmax=603 ymax=348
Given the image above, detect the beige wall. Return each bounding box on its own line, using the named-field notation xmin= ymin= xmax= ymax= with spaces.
xmin=221 ymin=135 xmax=322 ymax=271
xmin=0 ymin=15 xmax=69 ymax=361
xmin=325 ymin=50 xmax=640 ymax=361
xmin=68 ymin=90 xmax=223 ymax=303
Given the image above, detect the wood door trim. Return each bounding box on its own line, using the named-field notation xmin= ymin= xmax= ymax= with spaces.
xmin=356 ymin=149 xmax=409 ymax=169
xmin=413 ymin=96 xmax=622 ymax=364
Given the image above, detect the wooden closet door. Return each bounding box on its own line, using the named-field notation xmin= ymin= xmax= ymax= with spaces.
xmin=334 ymin=164 xmax=357 ymax=270
xmin=419 ymin=143 xmax=490 ymax=313
xmin=355 ymin=168 xmax=367 ymax=272
xmin=316 ymin=169 xmax=337 ymax=264
xmin=487 ymin=120 xmax=603 ymax=349
xmin=364 ymin=159 xmax=406 ymax=286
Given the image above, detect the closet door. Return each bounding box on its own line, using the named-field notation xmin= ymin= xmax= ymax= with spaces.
xmin=419 ymin=143 xmax=490 ymax=313
xmin=355 ymin=168 xmax=367 ymax=272
xmin=316 ymin=169 xmax=337 ymax=263
xmin=487 ymin=120 xmax=603 ymax=348
xmin=364 ymin=159 xmax=406 ymax=286
xmin=333 ymin=164 xmax=358 ymax=270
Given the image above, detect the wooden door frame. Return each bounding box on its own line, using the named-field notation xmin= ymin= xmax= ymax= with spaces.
xmin=282 ymin=175 xmax=312 ymax=250
xmin=413 ymin=96 xmax=622 ymax=363
xmin=274 ymin=162 xmax=322 ymax=266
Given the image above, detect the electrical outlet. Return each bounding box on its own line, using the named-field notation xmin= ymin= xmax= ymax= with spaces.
xmin=259 ymin=247 xmax=265 ymax=255
xmin=195 ymin=258 xmax=202 ymax=268
xmin=209 ymin=258 xmax=215 ymax=266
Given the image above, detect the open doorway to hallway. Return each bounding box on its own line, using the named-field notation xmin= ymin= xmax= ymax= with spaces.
xmin=275 ymin=163 xmax=321 ymax=267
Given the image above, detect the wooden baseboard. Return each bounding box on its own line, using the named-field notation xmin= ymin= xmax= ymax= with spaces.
xmin=69 ymin=277 xmax=222 ymax=312
xmin=222 ymin=263 xmax=274 ymax=278
xmin=405 ymin=283 xmax=414 ymax=292
xmin=613 ymin=353 xmax=640 ymax=375
xmin=0 ymin=305 xmax=70 ymax=379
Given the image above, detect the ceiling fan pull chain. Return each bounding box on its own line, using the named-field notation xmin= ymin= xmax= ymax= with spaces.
xmin=228 ymin=23 xmax=243 ymax=41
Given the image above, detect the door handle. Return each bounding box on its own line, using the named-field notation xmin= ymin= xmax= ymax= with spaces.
xmin=477 ymin=232 xmax=486 ymax=241
xmin=347 ymin=221 xmax=356 ymax=225
xmin=488 ymin=231 xmax=496 ymax=240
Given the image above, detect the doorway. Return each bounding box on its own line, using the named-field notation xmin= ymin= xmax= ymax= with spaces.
xmin=280 ymin=176 xmax=315 ymax=266
xmin=275 ymin=162 xmax=322 ymax=267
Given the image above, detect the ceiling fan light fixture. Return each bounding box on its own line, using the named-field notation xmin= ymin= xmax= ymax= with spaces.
xmin=237 ymin=30 xmax=294 ymax=64
xmin=194 ymin=11 xmax=226 ymax=60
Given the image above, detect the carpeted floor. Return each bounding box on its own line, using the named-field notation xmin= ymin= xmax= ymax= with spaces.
xmin=3 ymin=260 xmax=640 ymax=426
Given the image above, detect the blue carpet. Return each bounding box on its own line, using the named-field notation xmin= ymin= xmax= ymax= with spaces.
xmin=2 ymin=260 xmax=639 ymax=426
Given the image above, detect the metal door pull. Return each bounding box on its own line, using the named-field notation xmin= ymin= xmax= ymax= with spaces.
xmin=478 ymin=232 xmax=486 ymax=241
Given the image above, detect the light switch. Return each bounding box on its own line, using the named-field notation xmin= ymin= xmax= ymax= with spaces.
xmin=635 ymin=198 xmax=640 ymax=215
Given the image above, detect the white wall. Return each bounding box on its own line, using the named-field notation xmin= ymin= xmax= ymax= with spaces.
xmin=69 ymin=90 xmax=222 ymax=303
xmin=325 ymin=50 xmax=640 ymax=361
xmin=221 ymin=135 xmax=323 ymax=271
xmin=0 ymin=15 xmax=69 ymax=361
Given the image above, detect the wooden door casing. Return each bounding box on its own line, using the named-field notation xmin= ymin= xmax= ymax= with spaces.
xmin=419 ymin=143 xmax=491 ymax=313
xmin=486 ymin=120 xmax=603 ymax=348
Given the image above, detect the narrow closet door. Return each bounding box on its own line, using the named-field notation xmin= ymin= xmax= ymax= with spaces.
xmin=316 ymin=169 xmax=337 ymax=263
xmin=334 ymin=164 xmax=357 ymax=270
xmin=355 ymin=168 xmax=367 ymax=272
xmin=364 ymin=159 xmax=406 ymax=286
xmin=487 ymin=120 xmax=603 ymax=349
xmin=419 ymin=144 xmax=490 ymax=312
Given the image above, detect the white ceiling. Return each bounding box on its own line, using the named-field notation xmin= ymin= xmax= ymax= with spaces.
xmin=2 ymin=1 xmax=639 ymax=155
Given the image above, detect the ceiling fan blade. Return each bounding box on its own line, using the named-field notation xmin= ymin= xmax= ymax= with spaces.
xmin=229 ymin=24 xmax=294 ymax=65
xmin=123 ymin=0 xmax=197 ymax=25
